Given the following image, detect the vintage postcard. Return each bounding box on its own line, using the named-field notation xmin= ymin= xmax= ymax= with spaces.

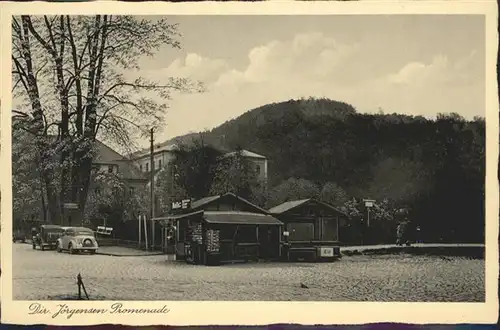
xmin=0 ymin=0 xmax=498 ymax=326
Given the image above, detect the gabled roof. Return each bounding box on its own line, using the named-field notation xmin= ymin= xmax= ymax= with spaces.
xmin=93 ymin=140 xmax=145 ymax=181
xmin=11 ymin=125 xmax=145 ymax=182
xmin=93 ymin=140 xmax=125 ymax=163
xmin=130 ymin=142 xmax=178 ymax=159
xmin=191 ymin=195 xmax=222 ymax=210
xmin=191 ymin=192 xmax=269 ymax=214
xmin=153 ymin=210 xmax=283 ymax=226
xmin=268 ymin=199 xmax=311 ymax=214
xmin=222 ymin=149 xmax=267 ymax=160
xmin=268 ymin=198 xmax=348 ymax=217
xmin=204 ymin=211 xmax=283 ymax=225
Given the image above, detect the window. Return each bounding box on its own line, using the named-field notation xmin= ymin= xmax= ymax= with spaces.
xmin=129 ymin=187 xmax=135 ymax=195
xmin=108 ymin=165 xmax=113 ymax=173
xmin=236 ymin=226 xmax=257 ymax=243
xmin=256 ymin=165 xmax=261 ymax=174
xmin=321 ymin=218 xmax=338 ymax=241
xmin=219 ymin=225 xmax=256 ymax=243
xmin=140 ymin=164 xmax=143 ymax=172
xmin=288 ymin=222 xmax=314 ymax=241
xmin=145 ymin=162 xmax=149 ymax=172
xmin=159 ymin=159 xmax=162 ymax=168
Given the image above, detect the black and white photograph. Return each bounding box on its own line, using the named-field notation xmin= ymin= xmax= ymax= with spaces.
xmin=1 ymin=0 xmax=498 ymax=326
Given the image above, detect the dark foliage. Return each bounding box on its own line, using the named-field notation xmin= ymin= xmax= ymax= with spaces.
xmin=167 ymin=97 xmax=485 ymax=244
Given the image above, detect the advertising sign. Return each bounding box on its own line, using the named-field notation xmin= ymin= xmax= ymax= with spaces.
xmin=172 ymin=199 xmax=192 ymax=211
xmin=319 ymin=247 xmax=334 ymax=257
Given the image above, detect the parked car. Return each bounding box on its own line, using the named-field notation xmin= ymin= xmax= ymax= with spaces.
xmin=13 ymin=229 xmax=26 ymax=243
xmin=56 ymin=227 xmax=98 ymax=254
xmin=32 ymin=225 xmax=65 ymax=250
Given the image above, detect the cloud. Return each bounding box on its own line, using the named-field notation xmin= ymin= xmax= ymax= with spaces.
xmin=146 ymin=33 xmax=484 ymax=143
xmin=387 ymin=51 xmax=481 ymax=87
xmin=214 ymin=32 xmax=359 ymax=87
xmin=147 ymin=53 xmax=229 ymax=84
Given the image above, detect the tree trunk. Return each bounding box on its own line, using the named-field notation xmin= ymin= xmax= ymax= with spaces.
xmin=70 ymin=15 xmax=108 ymax=224
xmin=19 ymin=16 xmax=61 ymax=223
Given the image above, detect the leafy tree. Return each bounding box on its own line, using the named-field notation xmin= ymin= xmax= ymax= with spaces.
xmin=210 ymin=149 xmax=265 ymax=204
xmin=84 ymin=171 xmax=149 ymax=230
xmin=319 ymin=182 xmax=349 ymax=207
xmin=11 ymin=15 xmax=202 ymax=225
xmin=154 ymin=164 xmax=189 ymax=216
xmin=170 ymin=137 xmax=222 ymax=199
xmin=167 ymin=98 xmax=484 ymax=243
xmin=12 ymin=117 xmax=47 ymax=227
xmin=267 ymin=178 xmax=320 ymax=208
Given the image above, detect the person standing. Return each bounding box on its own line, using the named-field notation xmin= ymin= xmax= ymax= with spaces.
xmin=396 ymin=222 xmax=403 ymax=246
xmin=416 ymin=225 xmax=422 ymax=244
xmin=31 ymin=227 xmax=38 ymax=249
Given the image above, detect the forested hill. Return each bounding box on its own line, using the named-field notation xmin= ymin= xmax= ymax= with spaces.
xmin=168 ymin=97 xmax=485 ymax=243
xmin=169 ymin=98 xmax=357 ymax=151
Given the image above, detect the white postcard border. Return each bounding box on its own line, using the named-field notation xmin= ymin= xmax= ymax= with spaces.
xmin=1 ymin=0 xmax=498 ymax=326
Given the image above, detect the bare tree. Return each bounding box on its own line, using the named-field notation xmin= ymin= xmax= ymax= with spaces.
xmin=12 ymin=15 xmax=203 ymax=224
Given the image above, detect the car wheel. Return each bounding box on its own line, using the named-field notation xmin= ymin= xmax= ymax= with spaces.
xmin=69 ymin=243 xmax=75 ymax=255
xmin=56 ymin=242 xmax=62 ymax=253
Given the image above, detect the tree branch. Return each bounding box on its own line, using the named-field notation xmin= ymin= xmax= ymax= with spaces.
xmin=44 ymin=16 xmax=58 ymax=52
xmin=26 ymin=16 xmax=57 ymax=58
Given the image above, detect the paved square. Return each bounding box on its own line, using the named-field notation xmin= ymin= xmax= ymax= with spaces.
xmin=12 ymin=243 xmax=484 ymax=301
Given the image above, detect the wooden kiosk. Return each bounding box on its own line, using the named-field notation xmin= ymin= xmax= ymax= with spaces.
xmin=155 ymin=193 xmax=283 ymax=266
xmin=268 ymin=198 xmax=348 ymax=262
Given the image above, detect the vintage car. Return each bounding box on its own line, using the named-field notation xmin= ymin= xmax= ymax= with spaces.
xmin=13 ymin=229 xmax=26 ymax=243
xmin=32 ymin=225 xmax=65 ymax=250
xmin=56 ymin=227 xmax=98 ymax=254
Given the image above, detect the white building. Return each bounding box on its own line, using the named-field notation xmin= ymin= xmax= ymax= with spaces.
xmin=130 ymin=141 xmax=178 ymax=173
xmin=130 ymin=141 xmax=268 ymax=185
xmin=221 ymin=149 xmax=268 ymax=183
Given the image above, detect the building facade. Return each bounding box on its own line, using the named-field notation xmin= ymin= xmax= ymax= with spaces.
xmin=268 ymin=198 xmax=347 ymax=262
xmin=129 ymin=141 xmax=177 ymax=173
xmin=131 ymin=143 xmax=269 ymax=186
xmin=220 ymin=149 xmax=268 ymax=183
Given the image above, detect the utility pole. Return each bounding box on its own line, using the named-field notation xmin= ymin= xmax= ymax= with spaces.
xmin=138 ymin=214 xmax=142 ymax=249
xmin=150 ymin=128 xmax=155 ymax=251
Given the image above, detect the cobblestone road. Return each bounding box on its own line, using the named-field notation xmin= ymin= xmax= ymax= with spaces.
xmin=13 ymin=243 xmax=484 ymax=301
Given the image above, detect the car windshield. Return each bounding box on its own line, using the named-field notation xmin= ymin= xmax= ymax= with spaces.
xmin=75 ymin=230 xmax=93 ymax=236
xmin=45 ymin=228 xmax=63 ymax=233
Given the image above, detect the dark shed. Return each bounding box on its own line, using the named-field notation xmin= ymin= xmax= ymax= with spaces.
xmin=156 ymin=193 xmax=283 ymax=265
xmin=269 ymin=198 xmax=348 ymax=262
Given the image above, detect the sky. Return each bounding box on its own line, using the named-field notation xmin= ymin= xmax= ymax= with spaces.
xmin=130 ymin=15 xmax=485 ymax=147
xmin=34 ymin=15 xmax=490 ymax=149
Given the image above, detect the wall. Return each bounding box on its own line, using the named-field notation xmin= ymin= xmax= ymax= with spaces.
xmin=96 ymin=164 xmax=119 ymax=174
xmin=247 ymin=157 xmax=268 ymax=182
xmin=136 ymin=151 xmax=175 ymax=172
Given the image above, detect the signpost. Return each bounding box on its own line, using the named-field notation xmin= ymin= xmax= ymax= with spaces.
xmin=172 ymin=199 xmax=191 ymax=212
xmin=96 ymin=226 xmax=113 ymax=235
xmin=63 ymin=203 xmax=79 ymax=210
xmin=363 ymin=199 xmax=376 ymax=228
xmin=362 ymin=199 xmax=376 ymax=245
xmin=166 ymin=199 xmax=192 ymax=258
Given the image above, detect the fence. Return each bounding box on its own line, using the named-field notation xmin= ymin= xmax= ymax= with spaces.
xmin=95 ymin=237 xmax=165 ymax=252
xmin=97 ymin=215 xmax=166 ymax=251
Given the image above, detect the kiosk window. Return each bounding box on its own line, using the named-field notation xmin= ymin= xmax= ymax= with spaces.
xmin=288 ymin=222 xmax=314 ymax=241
